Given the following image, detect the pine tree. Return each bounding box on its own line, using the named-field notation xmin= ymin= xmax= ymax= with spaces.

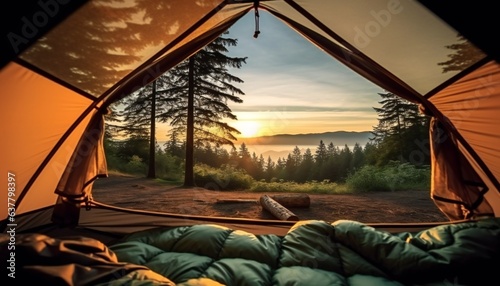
xmin=237 ymin=143 xmax=254 ymax=176
xmin=338 ymin=145 xmax=353 ymax=180
xmin=160 ymin=31 xmax=247 ymax=186
xmin=370 ymin=92 xmax=430 ymax=165
xmin=275 ymin=157 xmax=287 ymax=180
xmin=238 ymin=142 xmax=251 ymax=158
xmin=265 ymin=156 xmax=275 ymax=182
xmin=320 ymin=142 xmax=340 ymax=182
xmin=291 ymin=146 xmax=302 ymax=166
xmin=162 ymin=32 xmax=246 ymax=146
xmin=351 ymin=143 xmax=365 ymax=170
xmin=229 ymin=146 xmax=239 ymax=163
xmin=327 ymin=142 xmax=339 ymax=158
xmin=164 ymin=131 xmax=184 ymax=158
xmin=283 ymin=147 xmax=302 ymax=181
xmin=372 ymin=92 xmax=416 ymax=140
xmin=214 ymin=145 xmax=230 ymax=167
xmin=116 ymin=84 xmax=155 ymax=139
xmin=113 ymin=80 xmax=166 ymax=178
xmin=115 ymin=31 xmax=246 ymax=184
xmin=297 ymin=148 xmax=314 ymax=182
xmin=314 ymin=140 xmax=328 ymax=165
xmin=250 ymin=153 xmax=265 ymax=179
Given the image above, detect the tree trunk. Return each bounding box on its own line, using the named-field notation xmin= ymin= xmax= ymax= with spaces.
xmin=260 ymin=195 xmax=299 ymax=221
xmin=147 ymin=80 xmax=156 ymax=178
xmin=270 ymin=194 xmax=310 ymax=208
xmin=184 ymin=57 xmax=195 ymax=187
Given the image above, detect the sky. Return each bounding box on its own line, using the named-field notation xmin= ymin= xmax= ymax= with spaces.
xmin=158 ymin=10 xmax=386 ymax=141
xmin=221 ymin=10 xmax=385 ymax=138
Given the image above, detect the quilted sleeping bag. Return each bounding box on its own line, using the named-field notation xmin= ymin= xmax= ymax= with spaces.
xmin=108 ymin=218 xmax=500 ymax=286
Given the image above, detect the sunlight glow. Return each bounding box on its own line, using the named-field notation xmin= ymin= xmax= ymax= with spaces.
xmin=234 ymin=120 xmax=261 ymax=138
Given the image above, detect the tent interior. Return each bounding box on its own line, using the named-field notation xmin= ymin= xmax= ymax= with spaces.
xmin=2 ymin=0 xmax=500 ymax=285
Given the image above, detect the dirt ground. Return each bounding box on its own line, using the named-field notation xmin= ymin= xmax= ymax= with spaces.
xmin=91 ymin=174 xmax=448 ymax=223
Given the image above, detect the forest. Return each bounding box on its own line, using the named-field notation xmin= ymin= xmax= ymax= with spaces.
xmin=104 ymin=89 xmax=431 ymax=194
xmin=101 ymin=31 xmax=449 ymax=194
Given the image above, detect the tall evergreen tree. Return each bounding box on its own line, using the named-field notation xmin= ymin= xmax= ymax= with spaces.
xmin=327 ymin=142 xmax=339 ymax=157
xmin=320 ymin=142 xmax=340 ymax=182
xmin=314 ymin=140 xmax=328 ymax=165
xmin=370 ymin=92 xmax=430 ymax=165
xmin=164 ymin=131 xmax=184 ymax=158
xmin=184 ymin=56 xmax=196 ymax=186
xmin=275 ymin=157 xmax=286 ymax=179
xmin=371 ymin=92 xmax=415 ymax=141
xmin=238 ymin=142 xmax=251 ymax=158
xmin=297 ymin=148 xmax=314 ymax=182
xmin=105 ymin=83 xmax=155 ymax=175
xmin=265 ymin=156 xmax=275 ymax=182
xmin=160 ymin=31 xmax=247 ymax=186
xmin=116 ymin=84 xmax=155 ymax=139
xmin=213 ymin=145 xmax=230 ymax=167
xmin=148 ymin=81 xmax=157 ymax=178
xmin=237 ymin=143 xmax=254 ymax=175
xmin=363 ymin=141 xmax=378 ymax=165
xmin=351 ymin=143 xmax=365 ymax=170
xmin=112 ymin=80 xmax=169 ymax=178
xmin=249 ymin=153 xmax=265 ymax=179
xmin=229 ymin=146 xmax=239 ymax=163
xmin=291 ymin=146 xmax=302 ymax=166
xmin=338 ymin=145 xmax=353 ymax=180
xmin=284 ymin=147 xmax=302 ymax=181
xmin=115 ymin=31 xmax=246 ymax=184
xmin=311 ymin=140 xmax=327 ymax=180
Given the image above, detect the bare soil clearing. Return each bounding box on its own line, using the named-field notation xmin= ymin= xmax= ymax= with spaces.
xmin=92 ymin=174 xmax=448 ymax=223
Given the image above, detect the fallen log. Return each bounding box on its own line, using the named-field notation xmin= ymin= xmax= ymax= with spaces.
xmin=270 ymin=194 xmax=310 ymax=208
xmin=260 ymin=195 xmax=299 ymax=221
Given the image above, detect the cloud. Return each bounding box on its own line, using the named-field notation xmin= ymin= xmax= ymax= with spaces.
xmin=227 ymin=110 xmax=378 ymax=136
xmin=223 ymin=10 xmax=385 ymax=135
xmin=230 ymin=105 xmax=375 ymax=113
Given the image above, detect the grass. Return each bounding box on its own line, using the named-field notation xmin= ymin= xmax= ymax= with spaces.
xmin=153 ymin=177 xmax=183 ymax=186
xmin=107 ymin=169 xmax=137 ymax=177
xmin=107 ymin=161 xmax=430 ymax=194
xmin=249 ymin=180 xmax=349 ymax=194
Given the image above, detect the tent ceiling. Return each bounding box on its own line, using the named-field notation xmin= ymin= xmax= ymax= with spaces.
xmin=7 ymin=0 xmax=490 ymax=102
xmin=263 ymin=0 xmax=486 ymax=95
xmin=18 ymin=0 xmax=228 ymax=97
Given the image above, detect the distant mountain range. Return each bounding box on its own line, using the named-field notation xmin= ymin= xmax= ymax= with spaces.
xmin=239 ymin=131 xmax=372 ymax=147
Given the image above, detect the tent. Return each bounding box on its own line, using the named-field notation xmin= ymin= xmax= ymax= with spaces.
xmin=1 ymin=0 xmax=500 ymax=238
xmin=2 ymin=1 xmax=500 ymax=285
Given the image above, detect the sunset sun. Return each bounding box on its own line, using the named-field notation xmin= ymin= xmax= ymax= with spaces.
xmin=235 ymin=121 xmax=261 ymax=138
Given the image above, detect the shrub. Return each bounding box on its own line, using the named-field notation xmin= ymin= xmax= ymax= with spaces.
xmin=346 ymin=161 xmax=430 ymax=192
xmin=155 ymin=152 xmax=183 ymax=182
xmin=249 ymin=180 xmax=348 ymax=194
xmin=123 ymin=155 xmax=147 ymax=175
xmin=105 ymin=150 xmax=128 ymax=173
xmin=194 ymin=164 xmax=254 ymax=191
